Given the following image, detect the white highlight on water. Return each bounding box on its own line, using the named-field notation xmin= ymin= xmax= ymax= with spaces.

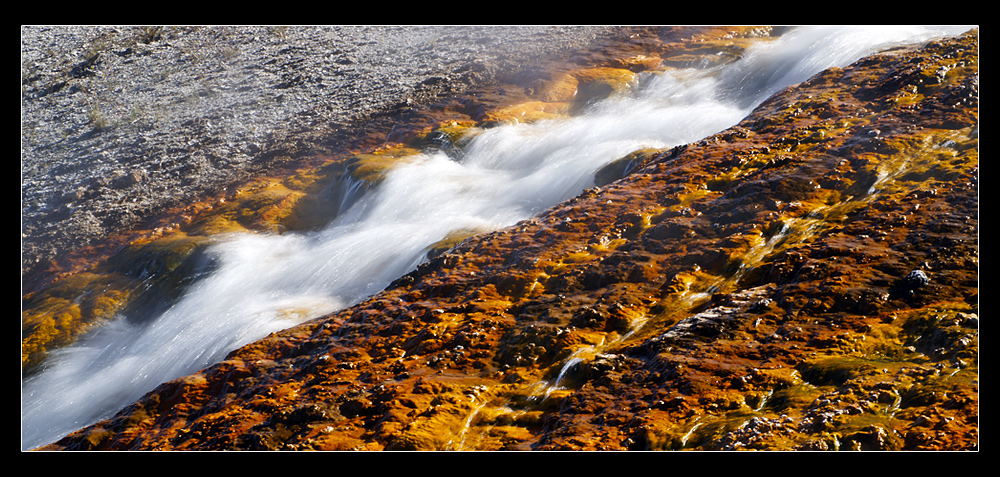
xmin=21 ymin=25 xmax=973 ymax=450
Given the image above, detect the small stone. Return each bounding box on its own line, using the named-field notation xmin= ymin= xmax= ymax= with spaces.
xmin=902 ymin=269 xmax=930 ymax=288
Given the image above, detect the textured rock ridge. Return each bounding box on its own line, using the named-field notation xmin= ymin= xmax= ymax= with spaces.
xmin=37 ymin=28 xmax=977 ymax=451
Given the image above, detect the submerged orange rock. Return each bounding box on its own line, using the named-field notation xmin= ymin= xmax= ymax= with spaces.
xmin=32 ymin=27 xmax=978 ymax=451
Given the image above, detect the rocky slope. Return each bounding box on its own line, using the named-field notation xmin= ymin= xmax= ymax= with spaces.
xmin=35 ymin=27 xmax=978 ymax=451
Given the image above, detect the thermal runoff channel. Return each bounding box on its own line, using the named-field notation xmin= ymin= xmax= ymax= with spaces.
xmin=21 ymin=25 xmax=973 ymax=450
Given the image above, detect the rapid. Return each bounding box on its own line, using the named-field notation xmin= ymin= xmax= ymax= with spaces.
xmin=21 ymin=25 xmax=973 ymax=451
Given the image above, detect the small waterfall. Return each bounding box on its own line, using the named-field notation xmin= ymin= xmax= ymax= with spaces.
xmin=681 ymin=417 xmax=705 ymax=447
xmin=21 ymin=25 xmax=974 ymax=450
xmin=448 ymin=400 xmax=490 ymax=451
xmin=533 ymin=314 xmax=649 ymax=402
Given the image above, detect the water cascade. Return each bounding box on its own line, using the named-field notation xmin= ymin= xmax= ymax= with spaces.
xmin=21 ymin=25 xmax=973 ymax=451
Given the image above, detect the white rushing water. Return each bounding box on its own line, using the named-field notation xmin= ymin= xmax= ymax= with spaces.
xmin=21 ymin=25 xmax=973 ymax=450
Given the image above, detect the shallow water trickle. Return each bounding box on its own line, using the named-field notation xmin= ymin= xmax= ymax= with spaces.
xmin=21 ymin=25 xmax=973 ymax=450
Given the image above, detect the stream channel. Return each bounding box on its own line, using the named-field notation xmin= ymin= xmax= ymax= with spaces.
xmin=21 ymin=25 xmax=973 ymax=451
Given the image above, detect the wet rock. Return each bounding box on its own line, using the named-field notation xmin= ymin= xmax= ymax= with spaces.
xmin=902 ymin=269 xmax=931 ymax=288
xmin=572 ymin=67 xmax=639 ymax=104
xmin=594 ymin=149 xmax=658 ymax=186
xmin=892 ymin=269 xmax=931 ymax=299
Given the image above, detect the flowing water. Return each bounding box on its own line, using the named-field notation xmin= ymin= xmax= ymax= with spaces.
xmin=21 ymin=25 xmax=973 ymax=450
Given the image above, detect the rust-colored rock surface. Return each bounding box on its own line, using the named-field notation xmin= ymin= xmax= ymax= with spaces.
xmin=36 ymin=28 xmax=977 ymax=451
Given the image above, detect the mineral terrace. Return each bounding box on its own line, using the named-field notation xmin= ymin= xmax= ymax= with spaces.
xmin=24 ymin=26 xmax=978 ymax=451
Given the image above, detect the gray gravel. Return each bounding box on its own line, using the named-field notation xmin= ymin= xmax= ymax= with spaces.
xmin=21 ymin=25 xmax=623 ymax=288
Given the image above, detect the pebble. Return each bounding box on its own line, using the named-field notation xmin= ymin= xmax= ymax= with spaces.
xmin=902 ymin=269 xmax=931 ymax=288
